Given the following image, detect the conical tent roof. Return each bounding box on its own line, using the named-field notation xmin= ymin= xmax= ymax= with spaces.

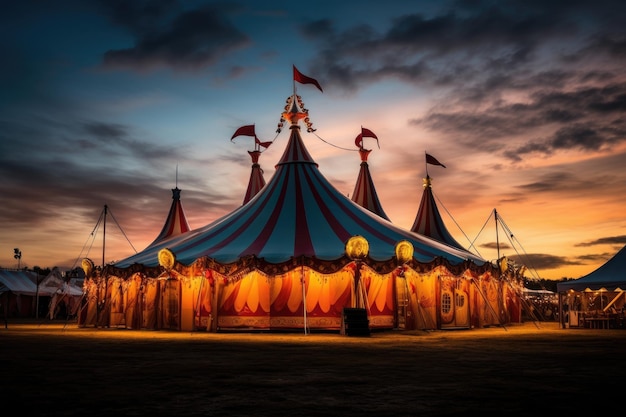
xmin=113 ymin=93 xmax=485 ymax=272
xmin=557 ymin=245 xmax=626 ymax=292
xmin=147 ymin=186 xmax=191 ymax=247
xmin=242 ymin=149 xmax=266 ymax=205
xmin=411 ymin=175 xmax=467 ymax=251
xmin=351 ymin=148 xmax=390 ymax=221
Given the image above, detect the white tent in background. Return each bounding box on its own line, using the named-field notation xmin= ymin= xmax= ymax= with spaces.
xmin=39 ymin=268 xmax=83 ymax=319
xmin=557 ymin=245 xmax=626 ymax=329
xmin=0 ymin=269 xmax=40 ymax=317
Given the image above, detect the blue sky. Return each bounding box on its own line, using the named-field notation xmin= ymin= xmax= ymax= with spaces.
xmin=1 ymin=0 xmax=625 ymax=280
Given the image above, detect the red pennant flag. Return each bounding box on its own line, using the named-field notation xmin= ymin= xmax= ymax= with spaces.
xmin=426 ymin=153 xmax=446 ymax=168
xmin=361 ymin=127 xmax=378 ymax=139
xmin=255 ymin=137 xmax=272 ymax=149
xmin=293 ymin=65 xmax=323 ymax=93
xmin=231 ymin=124 xmax=256 ymax=141
xmin=355 ymin=127 xmax=379 ymax=149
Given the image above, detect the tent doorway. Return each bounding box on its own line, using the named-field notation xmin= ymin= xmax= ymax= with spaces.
xmin=440 ymin=277 xmax=471 ymax=329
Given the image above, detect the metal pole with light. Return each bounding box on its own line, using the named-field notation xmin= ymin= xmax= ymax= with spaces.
xmin=395 ymin=240 xmax=414 ymax=330
xmin=345 ymin=235 xmax=369 ymax=309
xmin=13 ymin=248 xmax=22 ymax=269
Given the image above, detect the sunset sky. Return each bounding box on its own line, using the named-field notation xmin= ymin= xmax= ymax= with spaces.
xmin=2 ymin=0 xmax=625 ymax=280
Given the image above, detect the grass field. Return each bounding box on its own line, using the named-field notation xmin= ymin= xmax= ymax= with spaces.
xmin=2 ymin=320 xmax=624 ymax=416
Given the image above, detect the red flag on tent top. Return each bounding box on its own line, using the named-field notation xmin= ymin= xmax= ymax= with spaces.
xmin=355 ymin=127 xmax=380 ymax=149
xmin=293 ymin=65 xmax=323 ymax=93
xmin=256 ymin=137 xmax=272 ymax=149
xmin=231 ymin=124 xmax=256 ymax=141
xmin=425 ymin=153 xmax=446 ymax=168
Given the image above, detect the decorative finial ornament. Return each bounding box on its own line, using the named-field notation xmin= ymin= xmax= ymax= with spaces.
xmin=279 ymin=94 xmax=315 ymax=131
xmin=498 ymin=256 xmax=508 ymax=273
xmin=395 ymin=241 xmax=414 ymax=264
xmin=345 ymin=235 xmax=369 ymax=260
xmin=158 ymin=248 xmax=176 ymax=270
xmin=81 ymin=258 xmax=94 ymax=276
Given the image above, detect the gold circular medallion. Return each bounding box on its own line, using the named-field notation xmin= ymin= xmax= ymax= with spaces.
xmin=395 ymin=240 xmax=414 ymax=264
xmin=158 ymin=248 xmax=176 ymax=269
xmin=345 ymin=235 xmax=369 ymax=260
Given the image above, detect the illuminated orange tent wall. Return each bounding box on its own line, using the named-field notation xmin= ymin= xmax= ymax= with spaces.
xmin=78 ymin=74 xmax=523 ymax=332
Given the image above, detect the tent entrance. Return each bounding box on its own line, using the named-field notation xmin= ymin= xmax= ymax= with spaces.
xmin=440 ymin=276 xmax=471 ymax=329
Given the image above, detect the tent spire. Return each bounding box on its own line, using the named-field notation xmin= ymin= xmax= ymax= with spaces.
xmin=351 ymin=146 xmax=390 ymax=220
xmin=410 ymin=175 xmax=466 ymax=251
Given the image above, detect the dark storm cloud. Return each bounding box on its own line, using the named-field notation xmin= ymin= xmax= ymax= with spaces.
xmin=509 ymin=253 xmax=581 ymax=271
xmin=414 ymin=80 xmax=626 ymax=162
xmin=480 ymin=242 xmax=512 ymax=250
xmin=79 ymin=121 xmax=185 ymax=161
xmin=295 ymin=2 xmax=626 ymax=163
xmin=98 ymin=2 xmax=250 ymax=71
xmin=575 ymin=235 xmax=626 ymax=247
xmin=299 ymin=3 xmax=580 ymax=91
xmin=0 ymin=111 xmax=232 ymax=242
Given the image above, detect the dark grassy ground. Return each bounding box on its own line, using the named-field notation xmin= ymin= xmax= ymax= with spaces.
xmin=1 ymin=320 xmax=624 ymax=416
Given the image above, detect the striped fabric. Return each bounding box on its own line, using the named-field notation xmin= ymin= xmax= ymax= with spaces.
xmin=242 ymin=150 xmax=266 ymax=205
xmin=410 ymin=175 xmax=467 ymax=251
xmin=148 ymin=187 xmax=191 ymax=246
xmin=0 ymin=270 xmax=39 ymax=295
xmin=116 ymin=123 xmax=484 ymax=269
xmin=351 ymin=148 xmax=390 ymax=221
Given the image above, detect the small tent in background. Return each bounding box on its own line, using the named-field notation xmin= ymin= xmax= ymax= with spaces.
xmin=0 ymin=269 xmax=41 ymax=318
xmin=39 ymin=268 xmax=83 ymax=319
xmin=557 ymin=245 xmax=626 ymax=329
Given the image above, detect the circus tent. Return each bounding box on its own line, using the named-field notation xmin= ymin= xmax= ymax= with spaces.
xmin=147 ymin=186 xmax=191 ymax=247
xmin=0 ymin=269 xmax=82 ymax=319
xmin=351 ymin=145 xmax=390 ymax=221
xmin=411 ymin=174 xmax=467 ymax=252
xmin=556 ymin=245 xmax=626 ymax=329
xmin=78 ymin=69 xmax=523 ymax=333
xmin=0 ymin=269 xmax=41 ymax=318
xmin=243 ymin=148 xmax=266 ymax=205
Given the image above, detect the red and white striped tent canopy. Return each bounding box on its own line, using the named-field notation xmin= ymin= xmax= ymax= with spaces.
xmin=411 ymin=175 xmax=467 ymax=251
xmin=111 ymin=94 xmax=486 ymax=276
xmin=147 ymin=186 xmax=191 ymax=247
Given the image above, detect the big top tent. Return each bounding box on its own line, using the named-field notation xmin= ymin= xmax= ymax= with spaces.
xmin=78 ymin=67 xmax=524 ymax=333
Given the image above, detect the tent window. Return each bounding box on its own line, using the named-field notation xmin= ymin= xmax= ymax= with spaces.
xmin=456 ymin=293 xmax=465 ymax=308
xmin=442 ymin=292 xmax=452 ymax=314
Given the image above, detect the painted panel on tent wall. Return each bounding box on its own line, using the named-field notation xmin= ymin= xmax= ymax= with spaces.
xmin=142 ymin=280 xmax=158 ymax=330
xmin=124 ymin=275 xmax=142 ymax=329
xmin=97 ymin=279 xmax=112 ymax=328
xmin=218 ymin=273 xmax=271 ymax=329
xmin=160 ymin=279 xmax=180 ymax=330
xmin=109 ymin=277 xmax=124 ymax=327
xmin=302 ymin=270 xmax=352 ymax=329
xmin=180 ymin=277 xmax=202 ymax=332
xmin=362 ymin=268 xmax=395 ymax=328
xmin=405 ymin=270 xmax=437 ymax=330
xmin=195 ymin=276 xmax=213 ymax=330
xmin=80 ymin=279 xmax=98 ymax=326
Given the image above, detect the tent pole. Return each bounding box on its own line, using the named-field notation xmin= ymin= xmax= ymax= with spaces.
xmin=301 ymin=263 xmax=307 ymax=335
xmin=471 ymin=278 xmax=507 ymax=331
xmin=494 ymin=209 xmax=500 ymax=260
